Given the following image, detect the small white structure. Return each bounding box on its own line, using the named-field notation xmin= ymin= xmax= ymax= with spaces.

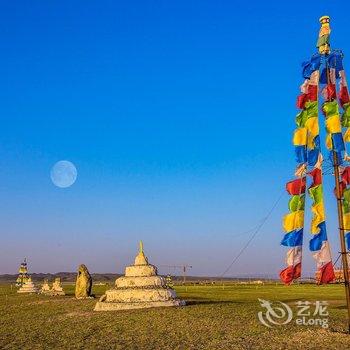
xmin=17 ymin=277 xmax=38 ymax=294
xmin=50 ymin=277 xmax=65 ymax=296
xmin=40 ymin=279 xmax=51 ymax=294
xmin=94 ymin=241 xmax=185 ymax=311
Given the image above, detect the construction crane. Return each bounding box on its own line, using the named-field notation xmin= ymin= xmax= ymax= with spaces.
xmin=160 ymin=264 xmax=193 ymax=284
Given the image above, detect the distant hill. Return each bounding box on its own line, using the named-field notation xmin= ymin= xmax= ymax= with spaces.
xmin=0 ymin=272 xmax=278 ymax=284
xmin=0 ymin=272 xmax=122 ymax=284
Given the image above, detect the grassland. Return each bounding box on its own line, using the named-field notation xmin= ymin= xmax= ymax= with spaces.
xmin=1 ymin=283 xmax=350 ymax=349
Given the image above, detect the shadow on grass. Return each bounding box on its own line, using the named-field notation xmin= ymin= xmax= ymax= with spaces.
xmin=185 ymin=299 xmax=245 ymax=306
xmin=333 ymin=304 xmax=348 ymax=310
xmin=329 ymin=328 xmax=350 ymax=335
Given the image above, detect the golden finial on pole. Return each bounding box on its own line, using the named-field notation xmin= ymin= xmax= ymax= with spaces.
xmin=139 ymin=240 xmax=144 ymax=254
xmin=134 ymin=240 xmax=148 ymax=265
xmin=317 ymin=15 xmax=331 ymax=54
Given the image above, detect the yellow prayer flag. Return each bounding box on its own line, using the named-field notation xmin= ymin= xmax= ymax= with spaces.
xmin=344 ymin=128 xmax=350 ymax=142
xmin=307 ymin=136 xmax=315 ymax=150
xmin=326 ymin=133 xmax=332 ymax=150
xmin=293 ymin=128 xmax=307 ymax=146
xmin=311 ymin=202 xmax=325 ymax=234
xmin=325 ymin=114 xmax=341 ymax=133
xmin=305 ymin=117 xmax=319 ymax=138
xmin=343 ymin=212 xmax=350 ymax=231
xmin=283 ymin=211 xmax=304 ymax=232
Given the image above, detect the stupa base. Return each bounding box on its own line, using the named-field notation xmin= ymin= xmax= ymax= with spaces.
xmin=94 ymin=299 xmax=185 ymax=311
xmin=17 ymin=288 xmax=38 ymax=294
xmin=49 ymin=291 xmax=65 ymax=296
xmin=17 ymin=282 xmax=38 ymax=294
xmin=40 ymin=290 xmax=51 ymax=295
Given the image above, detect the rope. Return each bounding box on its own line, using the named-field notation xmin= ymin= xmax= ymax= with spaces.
xmin=219 ymin=191 xmax=284 ymax=277
xmin=226 ymin=221 xmax=266 ymax=239
xmin=333 ymin=253 xmax=341 ymax=267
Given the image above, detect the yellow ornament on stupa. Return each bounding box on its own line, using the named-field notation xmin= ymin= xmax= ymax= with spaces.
xmin=134 ymin=240 xmax=148 ymax=265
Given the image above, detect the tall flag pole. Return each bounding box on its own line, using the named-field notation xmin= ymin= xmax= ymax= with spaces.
xmin=318 ymin=15 xmax=350 ymax=333
xmin=280 ymin=15 xmax=350 ymax=332
xmin=280 ymin=16 xmax=337 ymax=286
xmin=319 ymin=15 xmax=350 ymax=333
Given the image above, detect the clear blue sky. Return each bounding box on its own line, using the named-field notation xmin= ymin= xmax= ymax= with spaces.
xmin=1 ymin=1 xmax=349 ymax=276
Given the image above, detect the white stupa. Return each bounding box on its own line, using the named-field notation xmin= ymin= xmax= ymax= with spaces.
xmin=94 ymin=241 xmax=185 ymax=311
xmin=17 ymin=277 xmax=38 ymax=294
xmin=40 ymin=279 xmax=51 ymax=294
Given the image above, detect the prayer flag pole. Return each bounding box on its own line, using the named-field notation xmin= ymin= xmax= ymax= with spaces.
xmin=319 ymin=15 xmax=350 ymax=333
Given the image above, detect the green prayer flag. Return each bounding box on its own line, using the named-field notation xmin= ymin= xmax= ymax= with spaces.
xmin=343 ymin=188 xmax=350 ymax=214
xmin=296 ymin=110 xmax=308 ymax=127
xmin=305 ymin=101 xmax=318 ymax=118
xmin=323 ymin=100 xmax=339 ymax=117
xmin=342 ymin=103 xmax=350 ymax=127
xmin=308 ymin=184 xmax=323 ymax=205
xmin=288 ymin=194 xmax=305 ymax=212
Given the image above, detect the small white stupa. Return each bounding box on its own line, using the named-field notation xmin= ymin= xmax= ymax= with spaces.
xmin=94 ymin=241 xmax=185 ymax=311
xmin=50 ymin=277 xmax=65 ymax=296
xmin=17 ymin=277 xmax=38 ymax=294
xmin=40 ymin=279 xmax=51 ymax=294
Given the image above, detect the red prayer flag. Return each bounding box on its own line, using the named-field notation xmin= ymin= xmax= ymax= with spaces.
xmin=339 ymin=86 xmax=350 ymax=107
xmin=325 ymin=83 xmax=336 ymax=101
xmin=317 ymin=261 xmax=335 ymax=284
xmin=308 ymin=168 xmax=322 ymax=188
xmin=279 ymin=266 xmax=294 ymax=285
xmin=296 ymin=94 xmax=308 ymax=109
xmin=342 ymin=167 xmax=350 ymax=185
xmin=334 ymin=181 xmax=346 ymax=198
xmin=286 ymin=177 xmax=306 ymax=195
xmin=307 ymin=85 xmax=318 ymax=101
xmin=279 ymin=263 xmax=301 ymax=285
xmin=334 ymin=167 xmax=350 ymax=198
xmin=293 ymin=262 xmax=302 ymax=278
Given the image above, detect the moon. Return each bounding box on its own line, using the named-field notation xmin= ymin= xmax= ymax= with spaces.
xmin=51 ymin=160 xmax=77 ymax=188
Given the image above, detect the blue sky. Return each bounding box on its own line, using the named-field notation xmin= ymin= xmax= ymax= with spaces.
xmin=1 ymin=1 xmax=349 ymax=276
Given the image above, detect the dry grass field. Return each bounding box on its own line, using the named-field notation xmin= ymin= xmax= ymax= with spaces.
xmin=1 ymin=283 xmax=350 ymax=349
